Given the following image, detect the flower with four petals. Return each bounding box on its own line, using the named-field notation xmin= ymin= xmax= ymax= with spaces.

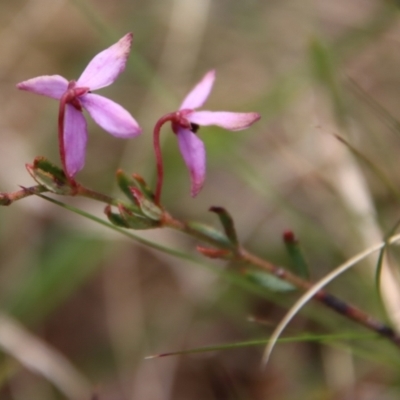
xmin=17 ymin=33 xmax=141 ymax=179
xmin=153 ymin=70 xmax=260 ymax=201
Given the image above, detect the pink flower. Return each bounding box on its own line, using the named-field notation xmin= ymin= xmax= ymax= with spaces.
xmin=153 ymin=70 xmax=260 ymax=201
xmin=17 ymin=33 xmax=141 ymax=178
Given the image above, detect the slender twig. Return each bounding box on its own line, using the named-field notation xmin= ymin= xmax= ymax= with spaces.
xmin=0 ymin=185 xmax=48 ymax=205
xmin=153 ymin=113 xmax=176 ymax=205
xmin=2 ymin=181 xmax=400 ymax=350
xmin=242 ymin=248 xmax=399 ymax=346
xmin=58 ymin=92 xmax=68 ymax=177
xmin=76 ymin=185 xmax=120 ymax=206
xmin=163 ymin=213 xmax=400 ymax=348
xmin=0 ymin=184 xmax=119 ymax=207
xmin=261 ymin=236 xmax=400 ymax=365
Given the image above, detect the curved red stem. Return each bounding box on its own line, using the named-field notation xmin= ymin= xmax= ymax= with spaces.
xmin=153 ymin=113 xmax=176 ymax=205
xmin=58 ymin=95 xmax=68 ymax=177
xmin=58 ymin=84 xmax=88 ymax=192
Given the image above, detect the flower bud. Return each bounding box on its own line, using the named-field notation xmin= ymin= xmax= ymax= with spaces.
xmin=26 ymin=157 xmax=72 ymax=195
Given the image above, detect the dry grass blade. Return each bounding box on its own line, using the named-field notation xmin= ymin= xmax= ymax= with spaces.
xmin=0 ymin=313 xmax=91 ymax=399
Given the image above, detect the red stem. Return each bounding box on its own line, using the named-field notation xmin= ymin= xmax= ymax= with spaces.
xmin=58 ymin=94 xmax=68 ymax=177
xmin=58 ymin=84 xmax=88 ymax=192
xmin=153 ymin=113 xmax=176 ymax=205
xmin=58 ymin=98 xmax=78 ymax=192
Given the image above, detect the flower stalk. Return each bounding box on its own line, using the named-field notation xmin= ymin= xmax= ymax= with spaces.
xmin=153 ymin=113 xmax=176 ymax=204
xmin=0 ymin=185 xmax=49 ymax=206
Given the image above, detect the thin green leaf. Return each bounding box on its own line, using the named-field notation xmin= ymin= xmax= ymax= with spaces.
xmin=283 ymin=231 xmax=310 ymax=279
xmin=209 ymin=207 xmax=239 ymax=250
xmin=146 ymin=332 xmax=377 ymax=358
xmin=244 ymin=270 xmax=295 ymax=292
xmin=187 ymin=221 xmax=232 ymax=249
xmin=34 ymin=195 xmax=289 ymax=302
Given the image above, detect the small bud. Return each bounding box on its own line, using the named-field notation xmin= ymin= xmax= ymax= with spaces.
xmin=282 ymin=230 xmax=310 ymax=279
xmin=130 ymin=188 xmax=163 ymax=221
xmin=116 ymin=170 xmax=155 ymax=213
xmin=26 ymin=157 xmax=71 ymax=194
xmin=132 ymin=173 xmax=155 ymax=200
xmin=117 ymin=203 xmax=160 ymax=229
xmin=283 ymin=230 xmax=296 ymax=243
xmin=116 ymin=169 xmax=137 ymax=203
xmin=104 ymin=205 xmax=130 ymax=228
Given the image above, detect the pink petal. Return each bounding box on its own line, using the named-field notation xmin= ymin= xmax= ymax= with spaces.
xmin=177 ymin=128 xmax=206 ymax=197
xmin=187 ymin=111 xmax=261 ymax=131
xmin=80 ymin=93 xmax=141 ymax=138
xmin=179 ymin=70 xmax=216 ymax=110
xmin=77 ymin=33 xmax=133 ymax=91
xmin=16 ymin=75 xmax=68 ymax=99
xmin=64 ymin=104 xmax=88 ymax=177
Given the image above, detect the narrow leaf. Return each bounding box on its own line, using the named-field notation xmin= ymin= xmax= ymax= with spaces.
xmin=186 ymin=221 xmax=232 ymax=249
xmin=244 ymin=270 xmax=295 ymax=292
xmin=209 ymin=206 xmax=238 ymax=249
xmin=145 ymin=332 xmax=378 ymax=359
xmin=261 ymin=234 xmax=400 ymax=367
xmin=283 ymin=231 xmax=310 ymax=279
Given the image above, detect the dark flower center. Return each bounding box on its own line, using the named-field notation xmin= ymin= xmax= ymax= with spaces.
xmin=190 ymin=123 xmax=200 ymax=133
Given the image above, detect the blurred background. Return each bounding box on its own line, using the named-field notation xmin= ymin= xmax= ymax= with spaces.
xmin=2 ymin=0 xmax=400 ymax=399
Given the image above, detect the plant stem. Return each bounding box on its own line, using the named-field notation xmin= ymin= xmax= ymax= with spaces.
xmin=240 ymin=249 xmax=400 ymax=346
xmin=0 ymin=185 xmax=48 ymax=205
xmin=3 ymin=181 xmax=400 ymax=349
xmin=58 ymin=84 xmax=89 ymax=189
xmin=76 ymin=186 xmax=120 ymax=206
xmin=0 ymin=184 xmax=122 ymax=208
xmin=58 ymin=95 xmax=68 ymax=178
xmin=163 ymin=212 xmax=400 ymax=348
xmin=153 ymin=113 xmax=176 ymax=205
